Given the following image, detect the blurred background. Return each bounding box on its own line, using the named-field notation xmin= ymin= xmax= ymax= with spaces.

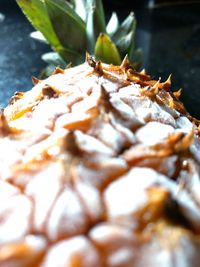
xmin=0 ymin=0 xmax=200 ymax=117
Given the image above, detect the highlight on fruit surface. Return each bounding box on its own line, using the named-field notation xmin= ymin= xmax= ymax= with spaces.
xmin=1 ymin=56 xmax=200 ymax=266
xmin=16 ymin=0 xmax=141 ymax=73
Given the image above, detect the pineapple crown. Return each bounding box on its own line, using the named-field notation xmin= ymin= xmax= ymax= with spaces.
xmin=16 ymin=0 xmax=141 ymax=71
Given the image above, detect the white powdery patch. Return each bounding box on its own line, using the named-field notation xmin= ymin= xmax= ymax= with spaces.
xmin=190 ymin=137 xmax=200 ymax=163
xmin=104 ymin=166 xmax=200 ymax=232
xmin=176 ymin=116 xmax=194 ymax=133
xmin=0 ymin=180 xmax=19 ymax=204
xmin=41 ymin=236 xmax=101 ymax=267
xmin=0 ymin=195 xmax=32 ymax=245
xmin=75 ymin=181 xmax=103 ymax=222
xmin=74 ymin=130 xmax=114 ymax=156
xmin=0 ymin=138 xmax=24 ymax=180
xmin=104 ymin=167 xmax=160 ymax=226
xmin=46 ymin=187 xmax=88 ymax=241
xmin=32 ymin=97 xmax=69 ymax=127
xmin=135 ymin=121 xmax=175 ymax=145
xmin=119 ymin=95 xmax=177 ymax=126
xmin=25 ymin=163 xmax=64 ymax=232
xmin=110 ymin=94 xmax=139 ymax=120
xmin=118 ymin=83 xmax=141 ymax=97
xmin=89 ymin=223 xmax=136 ymax=267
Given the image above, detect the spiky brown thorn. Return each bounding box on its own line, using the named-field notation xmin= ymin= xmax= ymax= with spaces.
xmin=85 ymin=52 xmax=96 ymax=68
xmin=0 ymin=109 xmax=11 ymax=136
xmin=66 ymin=62 xmax=73 ymax=69
xmin=94 ymin=61 xmax=104 ymax=75
xmin=41 ymin=85 xmax=58 ymax=99
xmin=52 ymin=67 xmax=65 ymax=75
xmin=140 ymin=69 xmax=146 ymax=75
xmin=151 ymin=78 xmax=161 ymax=93
xmin=161 ymin=74 xmax=172 ymax=91
xmin=32 ymin=76 xmax=41 ymax=85
xmin=173 ymin=88 xmax=182 ymax=99
xmin=120 ymin=55 xmax=130 ymax=70
xmin=8 ymin=91 xmax=25 ymax=105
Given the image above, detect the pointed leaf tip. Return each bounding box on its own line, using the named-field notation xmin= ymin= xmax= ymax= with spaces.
xmin=86 ymin=0 xmax=107 ymax=53
xmin=72 ymin=0 xmax=87 ymax=21
xmin=106 ymin=12 xmax=119 ymax=36
xmin=16 ymin=0 xmax=61 ymax=48
xmin=30 ymin=31 xmax=48 ymax=44
xmin=94 ymin=33 xmax=121 ymax=65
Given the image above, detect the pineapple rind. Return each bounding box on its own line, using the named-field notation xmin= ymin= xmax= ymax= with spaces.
xmin=1 ymin=58 xmax=200 ymax=266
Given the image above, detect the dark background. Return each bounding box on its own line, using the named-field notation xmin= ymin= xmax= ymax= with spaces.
xmin=1 ymin=0 xmax=200 ymax=117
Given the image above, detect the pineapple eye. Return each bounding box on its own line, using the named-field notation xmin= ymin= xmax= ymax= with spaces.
xmin=42 ymin=85 xmax=57 ymax=99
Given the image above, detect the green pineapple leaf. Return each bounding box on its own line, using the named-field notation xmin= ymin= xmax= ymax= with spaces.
xmin=16 ymin=0 xmax=61 ymax=48
xmin=57 ymin=47 xmax=84 ymax=65
xmin=116 ymin=30 xmax=135 ymax=57
xmin=41 ymin=52 xmax=66 ymax=67
xmin=87 ymin=0 xmax=106 ymax=32
xmin=106 ymin=12 xmax=119 ymax=37
xmin=70 ymin=0 xmax=87 ymax=21
xmin=94 ymin=33 xmax=121 ymax=65
xmin=112 ymin=12 xmax=136 ymax=43
xmin=30 ymin=31 xmax=48 ymax=44
xmin=17 ymin=0 xmax=141 ymax=70
xmin=112 ymin=12 xmax=137 ymax=62
xmin=45 ymin=0 xmax=86 ymax=54
xmin=86 ymin=0 xmax=106 ymax=53
xmin=129 ymin=48 xmax=143 ymax=69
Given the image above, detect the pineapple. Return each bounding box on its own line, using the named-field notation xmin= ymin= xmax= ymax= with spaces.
xmin=0 ymin=55 xmax=200 ymax=266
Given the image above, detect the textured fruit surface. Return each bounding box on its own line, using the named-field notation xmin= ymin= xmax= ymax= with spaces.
xmin=1 ymin=57 xmax=200 ymax=266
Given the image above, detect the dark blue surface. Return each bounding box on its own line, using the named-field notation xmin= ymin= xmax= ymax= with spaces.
xmin=0 ymin=1 xmax=200 ymax=117
xmin=0 ymin=0 xmax=49 ymax=106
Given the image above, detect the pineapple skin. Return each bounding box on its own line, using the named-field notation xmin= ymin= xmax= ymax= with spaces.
xmin=1 ymin=57 xmax=200 ymax=266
